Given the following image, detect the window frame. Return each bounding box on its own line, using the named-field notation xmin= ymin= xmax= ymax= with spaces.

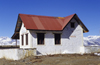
xmin=37 ymin=33 xmax=45 ymax=45
xmin=54 ymin=33 xmax=61 ymax=45
xmin=70 ymin=22 xmax=75 ymax=28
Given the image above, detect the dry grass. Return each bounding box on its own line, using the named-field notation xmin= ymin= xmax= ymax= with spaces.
xmin=0 ymin=54 xmax=100 ymax=65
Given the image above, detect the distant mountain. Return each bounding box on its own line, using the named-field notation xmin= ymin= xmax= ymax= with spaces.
xmin=84 ymin=35 xmax=100 ymax=46
xmin=0 ymin=37 xmax=19 ymax=46
xmin=0 ymin=36 xmax=100 ymax=46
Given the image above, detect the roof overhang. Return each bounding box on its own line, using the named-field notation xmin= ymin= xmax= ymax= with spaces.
xmin=74 ymin=14 xmax=89 ymax=33
xmin=11 ymin=15 xmax=22 ymax=39
xmin=62 ymin=14 xmax=89 ymax=33
xmin=11 ymin=32 xmax=19 ymax=39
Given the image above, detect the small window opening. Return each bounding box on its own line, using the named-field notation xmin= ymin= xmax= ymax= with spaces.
xmin=37 ymin=33 xmax=44 ymax=45
xmin=26 ymin=34 xmax=28 ymax=45
xmin=55 ymin=34 xmax=61 ymax=45
xmin=21 ymin=35 xmax=24 ymax=45
xmin=70 ymin=22 xmax=75 ymax=28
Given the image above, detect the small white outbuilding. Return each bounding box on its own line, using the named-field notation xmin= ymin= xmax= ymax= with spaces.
xmin=12 ymin=13 xmax=89 ymax=55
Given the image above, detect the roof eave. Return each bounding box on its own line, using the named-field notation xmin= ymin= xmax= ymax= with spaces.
xmin=11 ymin=14 xmax=22 ymax=39
xmin=75 ymin=14 xmax=89 ymax=33
xmin=11 ymin=32 xmax=19 ymax=39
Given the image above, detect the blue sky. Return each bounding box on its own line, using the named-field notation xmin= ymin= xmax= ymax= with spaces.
xmin=0 ymin=0 xmax=100 ymax=37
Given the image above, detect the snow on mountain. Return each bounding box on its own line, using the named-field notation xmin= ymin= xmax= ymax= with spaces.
xmin=0 ymin=37 xmax=19 ymax=46
xmin=84 ymin=35 xmax=100 ymax=46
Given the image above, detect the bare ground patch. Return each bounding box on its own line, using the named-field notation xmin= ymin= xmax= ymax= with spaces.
xmin=0 ymin=54 xmax=100 ymax=65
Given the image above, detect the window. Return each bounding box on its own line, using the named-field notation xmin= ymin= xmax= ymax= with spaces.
xmin=70 ymin=22 xmax=75 ymax=28
xmin=54 ymin=34 xmax=61 ymax=45
xmin=21 ymin=35 xmax=24 ymax=45
xmin=37 ymin=33 xmax=44 ymax=45
xmin=26 ymin=34 xmax=28 ymax=45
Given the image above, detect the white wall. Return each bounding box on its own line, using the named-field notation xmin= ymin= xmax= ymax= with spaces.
xmin=30 ymin=18 xmax=84 ymax=55
xmin=84 ymin=46 xmax=100 ymax=53
xmin=0 ymin=49 xmax=19 ymax=60
xmin=20 ymin=23 xmax=33 ymax=48
xmin=0 ymin=48 xmax=36 ymax=60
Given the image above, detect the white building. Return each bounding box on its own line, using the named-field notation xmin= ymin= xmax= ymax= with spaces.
xmin=12 ymin=14 xmax=89 ymax=55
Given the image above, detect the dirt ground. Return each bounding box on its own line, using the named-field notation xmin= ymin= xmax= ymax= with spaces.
xmin=0 ymin=54 xmax=100 ymax=65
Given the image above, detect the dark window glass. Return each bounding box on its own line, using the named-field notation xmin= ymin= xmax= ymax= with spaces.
xmin=26 ymin=34 xmax=28 ymax=45
xmin=37 ymin=33 xmax=44 ymax=45
xmin=55 ymin=34 xmax=61 ymax=44
xmin=70 ymin=22 xmax=75 ymax=28
xmin=22 ymin=35 xmax=24 ymax=45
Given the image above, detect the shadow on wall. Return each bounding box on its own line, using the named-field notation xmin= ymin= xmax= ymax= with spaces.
xmin=31 ymin=24 xmax=78 ymax=39
xmin=62 ymin=24 xmax=78 ymax=39
xmin=0 ymin=46 xmax=19 ymax=49
xmin=37 ymin=50 xmax=42 ymax=55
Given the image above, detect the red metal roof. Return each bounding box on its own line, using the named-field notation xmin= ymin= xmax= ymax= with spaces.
xmin=12 ymin=13 xmax=89 ymax=39
xmin=19 ymin=14 xmax=75 ymax=31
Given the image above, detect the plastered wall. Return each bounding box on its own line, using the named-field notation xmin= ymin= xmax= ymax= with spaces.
xmin=20 ymin=23 xmax=33 ymax=48
xmin=0 ymin=48 xmax=36 ymax=60
xmin=30 ymin=18 xmax=84 ymax=55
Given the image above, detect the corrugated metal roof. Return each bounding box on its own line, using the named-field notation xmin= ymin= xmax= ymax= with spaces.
xmin=12 ymin=13 xmax=89 ymax=39
xmin=19 ymin=14 xmax=75 ymax=30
